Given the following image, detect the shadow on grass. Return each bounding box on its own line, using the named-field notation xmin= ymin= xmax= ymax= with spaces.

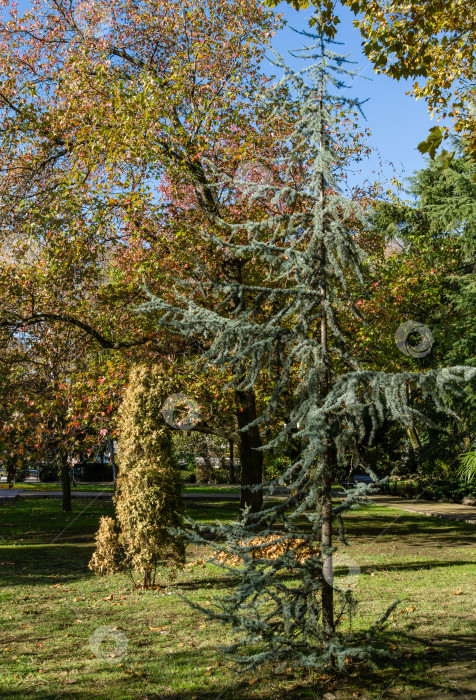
xmin=343 ymin=512 xmax=476 ymax=542
xmin=0 ymin=542 xmax=96 ymax=587
xmin=359 ymin=559 xmax=476 ymax=573
xmin=1 ymin=631 xmax=474 ymax=699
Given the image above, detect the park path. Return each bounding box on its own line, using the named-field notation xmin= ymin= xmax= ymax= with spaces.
xmin=0 ymin=489 xmax=24 ymax=501
xmin=369 ymin=493 xmax=476 ymax=525
xmin=2 ymin=487 xmax=476 ymax=524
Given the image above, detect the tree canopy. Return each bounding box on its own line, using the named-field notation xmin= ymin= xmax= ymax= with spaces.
xmin=267 ymin=0 xmax=476 ymax=161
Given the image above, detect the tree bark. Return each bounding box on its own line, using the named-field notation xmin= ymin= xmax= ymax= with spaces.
xmin=60 ymin=451 xmax=72 ymax=512
xmin=317 ymin=41 xmax=335 ymax=644
xmin=184 ymin=161 xmax=265 ymax=513
xmin=320 ymin=449 xmax=335 ymax=641
xmin=228 ymin=438 xmax=235 ymax=484
xmin=406 ymin=425 xmax=421 ymax=451
xmin=236 ymin=389 xmax=263 ymax=512
xmin=196 ymin=450 xmax=213 ymax=483
xmin=7 ymin=459 xmax=15 ymax=488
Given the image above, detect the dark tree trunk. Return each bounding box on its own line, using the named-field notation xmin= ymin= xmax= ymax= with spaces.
xmin=228 ymin=438 xmax=235 ymax=484
xmin=186 ymin=160 xmax=264 ymax=514
xmin=236 ymin=388 xmax=263 ymax=513
xmin=317 ymin=50 xmax=335 ymax=646
xmin=406 ymin=425 xmax=421 ymax=451
xmin=108 ymin=437 xmax=117 ymax=486
xmin=320 ymin=450 xmax=334 ymax=641
xmin=7 ymin=459 xmax=15 ymax=488
xmin=60 ymin=452 xmax=72 ymax=512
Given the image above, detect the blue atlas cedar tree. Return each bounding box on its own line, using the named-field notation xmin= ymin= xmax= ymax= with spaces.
xmin=140 ymin=25 xmax=476 ymax=671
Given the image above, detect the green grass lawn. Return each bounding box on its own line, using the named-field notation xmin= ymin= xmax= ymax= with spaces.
xmin=0 ymin=482 xmax=241 ymax=494
xmin=0 ymin=497 xmax=474 ymax=699
xmin=0 ymin=482 xmax=116 ymax=492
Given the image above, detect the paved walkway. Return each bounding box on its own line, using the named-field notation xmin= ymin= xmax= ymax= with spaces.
xmin=369 ymin=494 xmax=476 ymax=525
xmin=2 ymin=487 xmax=475 ymax=524
xmin=0 ymin=489 xmax=24 ymax=501
xmin=0 ymin=489 xmax=240 ymax=502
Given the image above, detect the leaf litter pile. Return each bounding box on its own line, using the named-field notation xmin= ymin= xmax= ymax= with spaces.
xmin=187 ymin=535 xmax=320 ymax=568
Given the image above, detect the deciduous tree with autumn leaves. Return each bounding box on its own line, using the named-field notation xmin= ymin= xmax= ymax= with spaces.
xmin=0 ymin=0 xmax=285 ymax=509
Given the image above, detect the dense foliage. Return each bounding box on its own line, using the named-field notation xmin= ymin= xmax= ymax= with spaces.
xmin=268 ymin=0 xmax=476 ymax=161
xmin=89 ymin=365 xmax=185 ymax=587
xmin=142 ymin=28 xmax=476 ymax=670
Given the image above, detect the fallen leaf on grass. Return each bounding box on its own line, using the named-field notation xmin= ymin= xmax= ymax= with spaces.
xmin=213 ymin=535 xmax=320 ymax=566
xmin=248 ymin=678 xmax=258 ymax=685
xmin=103 ymin=595 xmax=113 ymax=601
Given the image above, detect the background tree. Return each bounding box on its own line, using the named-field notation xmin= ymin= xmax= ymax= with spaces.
xmin=357 ymin=142 xmax=476 ymax=498
xmin=0 ymin=320 xmax=127 ymax=509
xmin=0 ymin=0 xmax=286 ymax=509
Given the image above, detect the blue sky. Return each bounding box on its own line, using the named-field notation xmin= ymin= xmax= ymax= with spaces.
xmin=6 ymin=0 xmax=440 ymax=190
xmin=270 ymin=3 xmax=439 ymax=189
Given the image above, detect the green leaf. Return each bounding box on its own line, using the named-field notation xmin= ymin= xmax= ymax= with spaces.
xmin=417 ymin=126 xmax=444 ymax=160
